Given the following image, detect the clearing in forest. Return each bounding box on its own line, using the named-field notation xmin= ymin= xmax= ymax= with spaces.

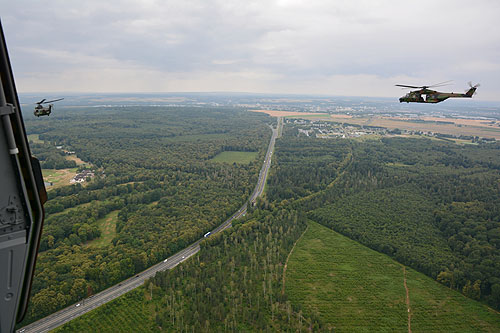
xmin=64 ymin=154 xmax=87 ymax=166
xmin=286 ymin=221 xmax=500 ymax=332
xmin=87 ymin=210 xmax=119 ymax=248
xmin=42 ymin=167 xmax=78 ymax=189
xmin=27 ymin=134 xmax=44 ymax=143
xmin=210 ymin=151 xmax=258 ymax=164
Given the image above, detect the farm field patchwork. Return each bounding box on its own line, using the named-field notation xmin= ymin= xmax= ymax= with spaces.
xmin=250 ymin=109 xmax=328 ymax=117
xmin=250 ymin=109 xmax=500 ymax=139
xmin=286 ymin=221 xmax=500 ymax=332
xmin=325 ymin=115 xmax=500 ymax=140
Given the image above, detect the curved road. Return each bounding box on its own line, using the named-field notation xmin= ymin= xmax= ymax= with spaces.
xmin=18 ymin=120 xmax=281 ymax=333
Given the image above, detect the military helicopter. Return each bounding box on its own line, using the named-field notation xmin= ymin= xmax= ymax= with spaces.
xmin=396 ymin=81 xmax=479 ymax=103
xmin=34 ymin=98 xmax=64 ymax=116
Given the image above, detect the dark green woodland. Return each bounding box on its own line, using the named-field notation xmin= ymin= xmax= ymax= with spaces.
xmin=21 ymin=107 xmax=500 ymax=331
xmin=21 ymin=106 xmax=272 ymax=324
xmin=267 ymin=125 xmax=500 ymax=310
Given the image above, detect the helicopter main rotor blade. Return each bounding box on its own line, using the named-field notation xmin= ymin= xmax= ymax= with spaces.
xmin=36 ymin=99 xmax=46 ymax=104
xmin=43 ymin=98 xmax=64 ymax=103
xmin=428 ymin=80 xmax=453 ymax=88
xmin=396 ymin=80 xmax=453 ymax=90
xmin=395 ymin=84 xmax=423 ymax=89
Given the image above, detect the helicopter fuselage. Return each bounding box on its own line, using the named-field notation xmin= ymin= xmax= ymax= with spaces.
xmin=34 ymin=97 xmax=63 ymax=116
xmin=34 ymin=105 xmax=52 ymax=116
xmin=399 ymin=87 xmax=477 ymax=104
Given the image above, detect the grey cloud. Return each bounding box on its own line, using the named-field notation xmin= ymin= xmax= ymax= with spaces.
xmin=1 ymin=0 xmax=500 ymax=99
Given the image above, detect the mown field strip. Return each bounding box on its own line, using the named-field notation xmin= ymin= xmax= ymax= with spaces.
xmin=286 ymin=221 xmax=500 ymax=332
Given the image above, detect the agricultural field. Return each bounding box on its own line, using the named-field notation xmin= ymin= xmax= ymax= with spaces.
xmin=250 ymin=109 xmax=328 ymax=117
xmin=332 ymin=116 xmax=500 ymax=140
xmin=285 ymin=221 xmax=500 ymax=332
xmin=210 ymin=151 xmax=258 ymax=164
xmin=326 ymin=115 xmax=500 ymax=140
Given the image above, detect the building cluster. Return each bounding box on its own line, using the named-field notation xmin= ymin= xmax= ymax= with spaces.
xmin=70 ymin=169 xmax=95 ymax=184
xmin=288 ymin=119 xmax=386 ymax=139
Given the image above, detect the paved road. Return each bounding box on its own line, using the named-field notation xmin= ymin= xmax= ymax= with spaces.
xmin=18 ymin=122 xmax=279 ymax=333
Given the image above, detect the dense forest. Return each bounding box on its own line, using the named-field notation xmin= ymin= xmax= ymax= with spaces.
xmin=31 ymin=112 xmax=500 ymax=331
xmin=55 ymin=205 xmax=323 ymax=332
xmin=21 ymin=106 xmax=272 ymax=324
xmin=149 ymin=205 xmax=322 ymax=331
xmin=21 ymin=108 xmax=500 ymax=330
xmin=29 ymin=142 xmax=77 ymax=169
xmin=266 ymin=126 xmax=500 ymax=309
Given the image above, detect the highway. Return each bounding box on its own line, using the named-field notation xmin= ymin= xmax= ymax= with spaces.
xmin=18 ymin=120 xmax=280 ymax=333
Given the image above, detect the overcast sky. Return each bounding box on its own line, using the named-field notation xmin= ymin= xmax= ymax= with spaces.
xmin=2 ymin=0 xmax=500 ymax=100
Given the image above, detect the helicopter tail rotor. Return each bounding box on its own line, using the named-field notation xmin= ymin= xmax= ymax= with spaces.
xmin=468 ymin=81 xmax=480 ymax=89
xmin=466 ymin=82 xmax=480 ymax=97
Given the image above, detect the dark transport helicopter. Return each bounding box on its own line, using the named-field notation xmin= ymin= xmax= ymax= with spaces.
xmin=34 ymin=98 xmax=64 ymax=116
xmin=396 ymin=81 xmax=479 ymax=103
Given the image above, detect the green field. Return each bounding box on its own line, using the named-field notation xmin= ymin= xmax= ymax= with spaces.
xmin=53 ymin=288 xmax=155 ymax=333
xmin=42 ymin=167 xmax=78 ymax=189
xmin=286 ymin=221 xmax=500 ymax=332
xmin=87 ymin=210 xmax=119 ymax=248
xmin=27 ymin=133 xmax=44 ymax=143
xmin=210 ymin=151 xmax=258 ymax=164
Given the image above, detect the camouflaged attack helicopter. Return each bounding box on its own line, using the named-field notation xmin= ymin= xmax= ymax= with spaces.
xmin=396 ymin=81 xmax=479 ymax=103
xmin=34 ymin=98 xmax=63 ymax=116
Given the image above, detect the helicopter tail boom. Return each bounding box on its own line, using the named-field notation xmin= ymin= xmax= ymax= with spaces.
xmin=465 ymin=87 xmax=475 ymax=97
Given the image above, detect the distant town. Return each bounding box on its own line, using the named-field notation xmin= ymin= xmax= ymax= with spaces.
xmin=287 ymin=118 xmax=497 ymax=143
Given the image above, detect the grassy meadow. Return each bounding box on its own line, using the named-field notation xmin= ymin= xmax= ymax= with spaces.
xmin=42 ymin=167 xmax=78 ymax=189
xmin=285 ymin=221 xmax=500 ymax=332
xmin=87 ymin=210 xmax=119 ymax=248
xmin=27 ymin=133 xmax=44 ymax=143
